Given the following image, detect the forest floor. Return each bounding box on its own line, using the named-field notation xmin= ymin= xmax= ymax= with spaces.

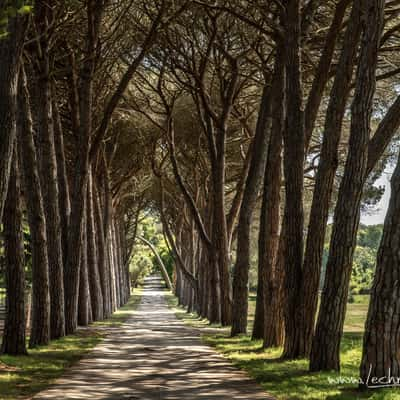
xmin=31 ymin=275 xmax=272 ymax=400
xmin=168 ymin=295 xmax=400 ymax=399
xmin=0 ymin=289 xmax=142 ymax=400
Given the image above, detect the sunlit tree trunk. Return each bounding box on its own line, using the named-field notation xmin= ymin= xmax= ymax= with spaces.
xmin=296 ymin=0 xmax=362 ymax=357
xmin=310 ymin=0 xmax=384 ymax=371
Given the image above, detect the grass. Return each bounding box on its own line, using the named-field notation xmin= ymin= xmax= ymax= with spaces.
xmin=0 ymin=288 xmax=142 ymax=400
xmin=167 ymin=292 xmax=400 ymax=400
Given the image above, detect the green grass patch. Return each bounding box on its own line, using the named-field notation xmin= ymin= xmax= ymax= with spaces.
xmin=202 ymin=333 xmax=400 ymax=399
xmin=167 ymin=293 xmax=400 ymax=399
xmin=92 ymin=288 xmax=142 ymax=328
xmin=0 ymin=288 xmax=142 ymax=400
xmin=165 ymin=292 xmax=226 ymax=330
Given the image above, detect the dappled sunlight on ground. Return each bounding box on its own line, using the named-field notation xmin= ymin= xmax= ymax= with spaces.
xmin=34 ymin=276 xmax=273 ymax=400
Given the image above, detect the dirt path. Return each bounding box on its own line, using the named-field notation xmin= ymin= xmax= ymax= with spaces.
xmin=35 ymin=276 xmax=273 ymax=400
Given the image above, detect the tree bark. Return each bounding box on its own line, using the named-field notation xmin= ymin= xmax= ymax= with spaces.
xmin=281 ymin=0 xmax=306 ymax=359
xmin=212 ymin=127 xmax=231 ymax=326
xmin=1 ymin=149 xmax=27 ymax=355
xmin=33 ymin=0 xmax=65 ymax=339
xmin=78 ymin=206 xmax=90 ymax=326
xmin=231 ymin=83 xmax=272 ymax=336
xmin=17 ymin=66 xmax=50 ymax=348
xmin=52 ymin=97 xmax=71 ymax=267
xmin=0 ymin=9 xmax=27 ymax=222
xmin=253 ymin=49 xmax=285 ymax=344
xmin=108 ymin=219 xmax=117 ymax=313
xmin=296 ymin=0 xmax=362 ymax=358
xmin=310 ymin=0 xmax=384 ymax=371
xmin=64 ymin=2 xmax=103 ymax=334
xmin=359 ymin=147 xmax=400 ymax=388
xmin=94 ymin=180 xmax=112 ymax=317
xmin=87 ymin=171 xmax=104 ymax=321
xmin=304 ymin=0 xmax=351 ymax=149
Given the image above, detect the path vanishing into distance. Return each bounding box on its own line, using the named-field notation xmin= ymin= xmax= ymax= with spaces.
xmin=35 ymin=276 xmax=273 ymax=400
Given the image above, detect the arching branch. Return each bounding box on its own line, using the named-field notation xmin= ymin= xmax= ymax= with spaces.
xmin=136 ymin=236 xmax=173 ymax=291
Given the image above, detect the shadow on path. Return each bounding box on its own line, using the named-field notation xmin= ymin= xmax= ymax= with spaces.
xmin=35 ymin=275 xmax=273 ymax=400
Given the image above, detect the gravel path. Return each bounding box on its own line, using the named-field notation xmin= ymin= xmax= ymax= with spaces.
xmin=34 ymin=275 xmax=273 ymax=400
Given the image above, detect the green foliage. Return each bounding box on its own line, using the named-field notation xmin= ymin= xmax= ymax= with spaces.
xmin=130 ymin=214 xmax=174 ymax=286
xmin=0 ymin=1 xmax=32 ymax=39
xmin=358 ymin=224 xmax=383 ymax=248
xmin=350 ymin=246 xmax=376 ymax=296
xmin=130 ymin=248 xmax=153 ymax=287
xmin=322 ymin=224 xmax=383 ymax=297
xmin=141 ymin=216 xmax=157 ymax=242
xmin=155 ymin=241 xmax=174 ymax=279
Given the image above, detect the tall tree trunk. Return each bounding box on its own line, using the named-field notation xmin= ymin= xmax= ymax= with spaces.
xmin=0 ymin=8 xmax=27 ymax=222
xmin=17 ymin=66 xmax=50 ymax=348
xmin=78 ymin=206 xmax=90 ymax=326
xmin=52 ymin=97 xmax=71 ymax=267
xmin=87 ymin=171 xmax=104 ymax=321
xmin=64 ymin=2 xmax=102 ymax=334
xmin=103 ymin=168 xmax=116 ymax=313
xmin=64 ymin=112 xmax=90 ymax=333
xmin=213 ymin=129 xmax=231 ymax=326
xmin=359 ymin=148 xmax=400 ymax=388
xmin=111 ymin=218 xmax=121 ymax=307
xmin=208 ymin=246 xmax=222 ymax=324
xmin=264 ymin=230 xmax=285 ymax=347
xmin=34 ymin=0 xmax=65 ymax=339
xmin=108 ymin=221 xmax=117 ymax=312
xmin=115 ymin=218 xmax=124 ymax=306
xmin=253 ymin=50 xmax=285 ymax=343
xmin=296 ymin=0 xmax=362 ymax=357
xmin=231 ymin=83 xmax=272 ymax=336
xmin=310 ymin=0 xmax=384 ymax=371
xmin=196 ymin=226 xmax=207 ymax=317
xmin=94 ymin=180 xmax=112 ymax=317
xmin=1 ymin=149 xmax=27 ymax=355
xmin=200 ymin=200 xmax=212 ymax=319
xmin=281 ymin=0 xmax=306 ymax=359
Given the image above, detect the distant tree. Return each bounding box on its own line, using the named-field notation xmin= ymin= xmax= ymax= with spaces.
xmin=357 ymin=224 xmax=383 ymax=248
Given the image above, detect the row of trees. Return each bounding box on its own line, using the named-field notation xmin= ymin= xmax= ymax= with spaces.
xmin=133 ymin=0 xmax=400 ymax=387
xmin=2 ymin=0 xmax=400 ymax=390
xmin=0 ymin=0 xmax=176 ymax=354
